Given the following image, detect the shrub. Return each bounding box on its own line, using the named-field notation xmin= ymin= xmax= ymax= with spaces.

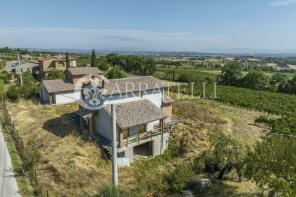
xmin=164 ymin=164 xmax=194 ymax=193
xmin=0 ymin=71 xmax=11 ymax=84
xmin=6 ymin=85 xmax=20 ymax=101
xmin=95 ymin=184 xmax=130 ymax=197
xmin=192 ymin=158 xmax=205 ymax=174
xmin=255 ymin=115 xmax=275 ymax=125
xmin=0 ymin=80 xmax=4 ymax=98
xmin=45 ymin=71 xmax=64 ymax=80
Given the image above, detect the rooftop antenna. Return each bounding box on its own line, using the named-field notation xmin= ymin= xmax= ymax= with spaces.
xmin=17 ymin=54 xmax=23 ymax=87
xmin=111 ymin=104 xmax=118 ymax=186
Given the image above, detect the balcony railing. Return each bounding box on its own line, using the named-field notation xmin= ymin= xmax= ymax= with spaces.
xmin=121 ymin=127 xmax=169 ymax=148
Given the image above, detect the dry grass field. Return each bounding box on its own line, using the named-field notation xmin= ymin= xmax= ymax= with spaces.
xmin=6 ymin=98 xmax=266 ymax=196
xmin=6 ymin=100 xmax=111 ymax=196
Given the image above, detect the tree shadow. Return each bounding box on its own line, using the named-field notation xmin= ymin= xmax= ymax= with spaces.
xmin=42 ymin=112 xmax=80 ymax=138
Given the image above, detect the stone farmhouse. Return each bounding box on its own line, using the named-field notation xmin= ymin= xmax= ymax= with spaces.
xmin=39 ymin=56 xmax=77 ymax=77
xmin=40 ymin=67 xmax=174 ymax=164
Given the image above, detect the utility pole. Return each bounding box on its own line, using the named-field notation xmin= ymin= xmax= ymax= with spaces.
xmin=17 ymin=54 xmax=23 ymax=87
xmin=111 ymin=104 xmax=118 ymax=186
xmin=213 ymin=82 xmax=217 ymax=99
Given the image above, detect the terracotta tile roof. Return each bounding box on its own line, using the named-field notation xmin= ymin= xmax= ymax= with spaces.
xmin=103 ymin=76 xmax=167 ymax=96
xmin=67 ymin=67 xmax=103 ymax=76
xmin=104 ymin=99 xmax=166 ymax=129
xmin=42 ymin=79 xmax=75 ymax=93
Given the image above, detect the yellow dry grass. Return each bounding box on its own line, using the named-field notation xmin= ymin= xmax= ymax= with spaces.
xmin=6 ymin=100 xmax=111 ymax=196
xmin=6 ymin=97 xmax=266 ymax=196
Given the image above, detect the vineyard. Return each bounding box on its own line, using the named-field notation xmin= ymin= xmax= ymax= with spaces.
xmin=155 ymin=68 xmax=218 ymax=83
xmin=157 ymin=68 xmax=296 ymax=115
xmin=172 ymin=83 xmax=296 ymax=115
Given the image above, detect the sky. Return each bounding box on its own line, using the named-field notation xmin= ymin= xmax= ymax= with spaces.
xmin=0 ymin=0 xmax=296 ymax=52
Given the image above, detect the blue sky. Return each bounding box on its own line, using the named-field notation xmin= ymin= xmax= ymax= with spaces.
xmin=0 ymin=0 xmax=296 ymax=51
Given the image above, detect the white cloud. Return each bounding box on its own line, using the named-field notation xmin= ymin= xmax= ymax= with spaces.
xmin=269 ymin=0 xmax=296 ymax=7
xmin=0 ymin=27 xmax=227 ymax=51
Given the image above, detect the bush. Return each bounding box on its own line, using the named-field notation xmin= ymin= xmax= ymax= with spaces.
xmin=7 ymin=85 xmax=20 ymax=101
xmin=164 ymin=164 xmax=194 ymax=193
xmin=107 ymin=67 xmax=127 ymax=79
xmin=0 ymin=80 xmax=4 ymax=98
xmin=0 ymin=71 xmax=11 ymax=84
xmin=45 ymin=71 xmax=64 ymax=80
xmin=95 ymin=184 xmax=130 ymax=197
xmin=255 ymin=115 xmax=275 ymax=125
xmin=192 ymin=158 xmax=205 ymax=174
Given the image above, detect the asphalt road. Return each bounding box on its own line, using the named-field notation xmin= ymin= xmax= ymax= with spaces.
xmin=0 ymin=126 xmax=20 ymax=197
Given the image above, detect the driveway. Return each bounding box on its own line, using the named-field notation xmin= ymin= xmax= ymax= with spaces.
xmin=0 ymin=126 xmax=20 ymax=197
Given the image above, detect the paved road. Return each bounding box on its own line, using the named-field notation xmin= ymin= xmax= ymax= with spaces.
xmin=0 ymin=126 xmax=20 ymax=197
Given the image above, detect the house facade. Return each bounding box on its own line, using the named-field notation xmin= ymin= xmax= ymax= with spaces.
xmin=40 ymin=67 xmax=102 ymax=104
xmin=40 ymin=67 xmax=174 ymax=163
xmin=39 ymin=56 xmax=77 ymax=77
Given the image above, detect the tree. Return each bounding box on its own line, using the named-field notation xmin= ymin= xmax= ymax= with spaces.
xmin=245 ymin=136 xmax=296 ymax=195
xmin=289 ymin=75 xmax=296 ymax=94
xmin=65 ymin=52 xmax=70 ymax=68
xmin=97 ymin=57 xmax=110 ymax=71
xmin=270 ymin=73 xmax=289 ymax=92
xmin=219 ymin=63 xmax=242 ymax=86
xmin=91 ymin=49 xmax=97 ymax=67
xmin=204 ymin=132 xmax=247 ymax=180
xmin=107 ymin=67 xmax=127 ymax=79
xmin=239 ymin=71 xmax=271 ymax=90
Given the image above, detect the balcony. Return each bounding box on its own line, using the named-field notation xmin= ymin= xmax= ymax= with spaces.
xmin=119 ymin=127 xmax=170 ymax=151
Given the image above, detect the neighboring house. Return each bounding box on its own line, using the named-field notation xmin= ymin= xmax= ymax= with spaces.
xmin=14 ymin=62 xmax=39 ymax=73
xmin=6 ymin=60 xmax=39 ymax=74
xmin=40 ymin=67 xmax=102 ymax=104
xmin=39 ymin=56 xmax=76 ymax=76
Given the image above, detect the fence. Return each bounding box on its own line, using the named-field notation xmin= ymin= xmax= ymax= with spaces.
xmin=1 ymin=99 xmax=57 ymax=197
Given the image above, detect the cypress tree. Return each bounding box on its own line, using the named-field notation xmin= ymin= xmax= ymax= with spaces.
xmin=65 ymin=52 xmax=70 ymax=68
xmin=91 ymin=49 xmax=96 ymax=67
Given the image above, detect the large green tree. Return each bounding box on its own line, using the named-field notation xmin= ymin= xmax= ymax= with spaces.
xmin=91 ymin=49 xmax=97 ymax=67
xmin=219 ymin=63 xmax=242 ymax=86
xmin=239 ymin=71 xmax=271 ymax=90
xmin=245 ymin=136 xmax=296 ymax=195
xmin=205 ymin=132 xmax=247 ymax=180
